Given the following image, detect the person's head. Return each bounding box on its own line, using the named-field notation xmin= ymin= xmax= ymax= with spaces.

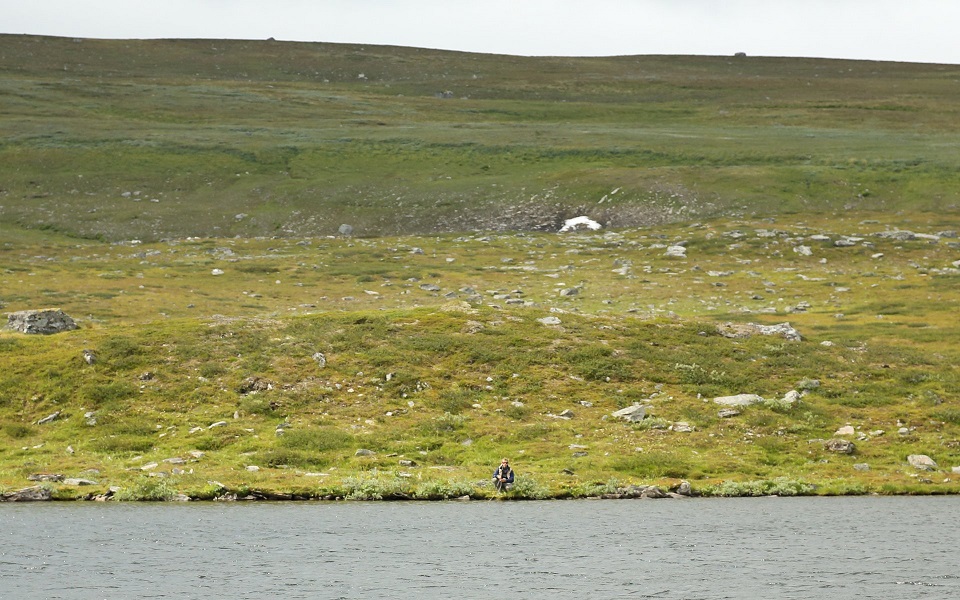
xmin=501 ymin=458 xmax=509 ymax=467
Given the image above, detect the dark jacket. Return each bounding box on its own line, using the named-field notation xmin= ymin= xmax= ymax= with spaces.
xmin=493 ymin=465 xmax=514 ymax=483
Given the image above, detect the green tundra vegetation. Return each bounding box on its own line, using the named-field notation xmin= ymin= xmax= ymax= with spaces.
xmin=0 ymin=35 xmax=958 ymax=500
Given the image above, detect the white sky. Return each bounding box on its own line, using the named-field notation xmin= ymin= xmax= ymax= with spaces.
xmin=3 ymin=1 xmax=959 ymax=65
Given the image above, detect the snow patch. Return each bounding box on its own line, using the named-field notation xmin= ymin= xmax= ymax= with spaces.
xmin=559 ymin=216 xmax=601 ymax=233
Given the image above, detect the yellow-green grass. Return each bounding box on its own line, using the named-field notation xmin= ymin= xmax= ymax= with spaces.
xmin=2 ymin=211 xmax=958 ymax=499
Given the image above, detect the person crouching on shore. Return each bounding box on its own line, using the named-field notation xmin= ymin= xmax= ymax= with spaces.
xmin=493 ymin=458 xmax=514 ymax=492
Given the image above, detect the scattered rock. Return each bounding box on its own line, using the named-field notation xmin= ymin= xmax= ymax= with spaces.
xmin=873 ymin=230 xmax=916 ymax=241
xmin=37 ymin=411 xmax=62 ymax=425
xmin=717 ymin=322 xmax=801 ymax=341
xmin=640 ymin=485 xmax=668 ymax=499
xmin=419 ymin=283 xmax=441 ymax=292
xmin=835 ymin=425 xmax=856 ymax=436
xmin=559 ymin=287 xmax=580 ymax=297
xmin=27 ymin=473 xmax=64 ymax=482
xmin=908 ymin=454 xmax=937 ymax=471
xmin=797 ymin=379 xmax=820 ymax=391
xmin=557 ymin=409 xmax=575 ymax=419
xmin=611 ymin=404 xmax=648 ymax=423
xmin=854 ymin=463 xmax=870 ymax=471
xmin=238 ymin=376 xmax=272 ymax=394
xmin=537 ymin=316 xmax=562 ymax=326
xmin=672 ymin=422 xmax=693 ymax=433
xmin=399 ymin=459 xmax=417 ymax=467
xmin=6 ymin=309 xmax=78 ymax=334
xmin=312 ymin=352 xmax=326 ymax=368
xmin=208 ymin=421 xmax=228 ymax=429
xmin=355 ymin=449 xmax=376 ymax=457
xmin=713 ymin=394 xmax=763 ymax=407
xmin=781 ymin=390 xmax=801 ymax=404
xmin=338 ymin=224 xmax=354 ymax=236
xmin=664 ymin=245 xmax=687 ymax=258
xmin=718 ymin=408 xmax=741 ymax=418
xmin=63 ymin=478 xmax=98 ymax=486
xmin=824 ymin=438 xmax=855 ymax=454
xmin=211 ymin=269 xmax=225 ymax=276
xmin=82 ymin=349 xmax=97 ymax=365
xmin=463 ymin=320 xmax=485 ymax=333
xmin=675 ymin=481 xmax=693 ymax=496
xmin=793 ymin=245 xmax=813 ymax=256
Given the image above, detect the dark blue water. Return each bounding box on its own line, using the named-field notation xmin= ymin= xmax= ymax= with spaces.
xmin=2 ymin=496 xmax=958 ymax=599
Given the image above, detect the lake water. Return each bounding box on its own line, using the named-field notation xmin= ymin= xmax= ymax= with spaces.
xmin=2 ymin=496 xmax=958 ymax=599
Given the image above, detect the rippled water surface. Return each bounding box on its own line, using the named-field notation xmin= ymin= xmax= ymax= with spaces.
xmin=3 ymin=496 xmax=958 ymax=599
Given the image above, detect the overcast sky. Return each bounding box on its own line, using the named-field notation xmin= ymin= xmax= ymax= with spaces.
xmin=3 ymin=1 xmax=959 ymax=64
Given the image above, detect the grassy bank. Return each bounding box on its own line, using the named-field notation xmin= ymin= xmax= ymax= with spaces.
xmin=2 ymin=211 xmax=959 ymax=499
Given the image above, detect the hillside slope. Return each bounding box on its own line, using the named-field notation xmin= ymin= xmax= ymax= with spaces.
xmin=2 ymin=213 xmax=959 ymax=499
xmin=1 ymin=35 xmax=959 ymax=240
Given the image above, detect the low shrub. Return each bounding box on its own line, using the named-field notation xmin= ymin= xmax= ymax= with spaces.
xmin=704 ymin=477 xmax=815 ymax=497
xmin=86 ymin=381 xmax=138 ymax=404
xmin=114 ymin=477 xmax=178 ymax=501
xmin=932 ymin=408 xmax=960 ymax=425
xmin=277 ymin=428 xmax=354 ymax=453
xmin=341 ymin=475 xmax=410 ymax=500
xmin=612 ymin=451 xmax=693 ymax=479
xmin=89 ymin=435 xmax=154 ymax=454
xmin=413 ymin=479 xmax=475 ymax=500
xmin=2 ymin=423 xmax=34 ymax=439
xmin=507 ymin=477 xmax=551 ymax=499
xmin=259 ymin=448 xmax=331 ymax=469
xmin=421 ymin=413 xmax=467 ymax=434
xmin=437 ymin=388 xmax=478 ymax=415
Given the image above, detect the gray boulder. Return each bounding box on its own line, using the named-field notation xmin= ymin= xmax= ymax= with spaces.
xmin=717 ymin=322 xmax=802 ymax=341
xmin=6 ymin=309 xmax=78 ymax=334
xmin=824 ymin=438 xmax=855 ymax=454
xmin=27 ymin=473 xmax=64 ymax=482
xmin=611 ymin=405 xmax=648 ymax=423
xmin=664 ymin=245 xmax=687 ymax=258
xmin=781 ymin=390 xmax=802 ymax=404
xmin=37 ymin=410 xmax=62 ymax=425
xmin=874 ymin=230 xmax=916 ymax=241
xmin=1 ymin=486 xmax=52 ymax=502
xmin=713 ymin=394 xmax=763 ymax=407
xmin=907 ymin=454 xmax=937 ymax=471
xmin=63 ymin=478 xmax=98 ymax=486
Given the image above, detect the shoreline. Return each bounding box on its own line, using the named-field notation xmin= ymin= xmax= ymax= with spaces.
xmin=5 ymin=479 xmax=960 ymax=502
